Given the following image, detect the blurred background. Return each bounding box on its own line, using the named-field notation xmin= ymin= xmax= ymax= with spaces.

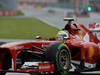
xmin=0 ymin=0 xmax=100 ymax=16
xmin=0 ymin=0 xmax=100 ymax=39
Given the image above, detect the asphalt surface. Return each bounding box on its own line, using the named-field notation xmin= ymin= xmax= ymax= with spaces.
xmin=5 ymin=72 xmax=30 ymax=75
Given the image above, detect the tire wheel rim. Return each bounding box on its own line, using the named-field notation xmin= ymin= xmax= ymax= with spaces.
xmin=58 ymin=49 xmax=70 ymax=71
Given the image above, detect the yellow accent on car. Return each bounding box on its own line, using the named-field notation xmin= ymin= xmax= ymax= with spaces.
xmin=64 ymin=18 xmax=79 ymax=21
xmin=79 ymin=31 xmax=83 ymax=39
xmin=89 ymin=47 xmax=94 ymax=57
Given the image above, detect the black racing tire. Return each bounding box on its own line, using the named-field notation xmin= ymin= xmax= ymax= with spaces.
xmin=0 ymin=52 xmax=11 ymax=75
xmin=0 ymin=50 xmax=12 ymax=71
xmin=45 ymin=43 xmax=71 ymax=75
xmin=2 ymin=53 xmax=12 ymax=70
xmin=0 ymin=71 xmax=6 ymax=75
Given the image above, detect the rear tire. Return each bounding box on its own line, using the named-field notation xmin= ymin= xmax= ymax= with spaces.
xmin=2 ymin=53 xmax=12 ymax=70
xmin=0 ymin=52 xmax=11 ymax=75
xmin=45 ymin=43 xmax=71 ymax=75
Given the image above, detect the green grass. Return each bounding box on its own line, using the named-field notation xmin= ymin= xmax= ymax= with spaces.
xmin=0 ymin=17 xmax=59 ymax=39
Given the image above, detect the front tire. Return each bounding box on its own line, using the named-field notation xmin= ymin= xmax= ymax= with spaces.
xmin=45 ymin=43 xmax=71 ymax=75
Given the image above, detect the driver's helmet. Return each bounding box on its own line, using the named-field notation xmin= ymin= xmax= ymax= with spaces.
xmin=57 ymin=30 xmax=68 ymax=40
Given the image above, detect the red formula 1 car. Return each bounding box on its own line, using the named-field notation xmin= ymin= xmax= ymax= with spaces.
xmin=0 ymin=18 xmax=100 ymax=75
